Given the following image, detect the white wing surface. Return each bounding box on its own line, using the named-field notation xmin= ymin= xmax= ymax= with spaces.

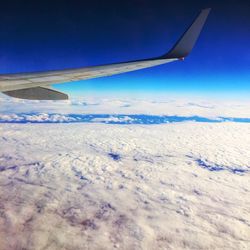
xmin=0 ymin=9 xmax=211 ymax=100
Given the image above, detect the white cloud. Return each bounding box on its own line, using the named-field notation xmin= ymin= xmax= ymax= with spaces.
xmin=1 ymin=95 xmax=250 ymax=248
xmin=0 ymin=122 xmax=249 ymax=249
xmin=91 ymin=116 xmax=134 ymax=123
xmin=1 ymin=96 xmax=250 ymax=118
xmin=0 ymin=113 xmax=78 ymax=123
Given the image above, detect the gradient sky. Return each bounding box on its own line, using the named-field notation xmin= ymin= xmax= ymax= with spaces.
xmin=0 ymin=0 xmax=249 ymax=98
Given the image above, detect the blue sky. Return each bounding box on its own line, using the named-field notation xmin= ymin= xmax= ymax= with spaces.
xmin=0 ymin=0 xmax=249 ymax=99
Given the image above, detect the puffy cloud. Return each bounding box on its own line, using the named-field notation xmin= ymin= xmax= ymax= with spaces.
xmin=91 ymin=116 xmax=134 ymax=124
xmin=0 ymin=113 xmax=77 ymax=123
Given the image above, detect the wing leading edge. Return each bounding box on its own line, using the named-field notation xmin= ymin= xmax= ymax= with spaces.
xmin=1 ymin=8 xmax=211 ymax=100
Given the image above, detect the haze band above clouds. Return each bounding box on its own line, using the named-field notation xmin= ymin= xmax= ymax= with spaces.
xmin=1 ymin=96 xmax=250 ymax=123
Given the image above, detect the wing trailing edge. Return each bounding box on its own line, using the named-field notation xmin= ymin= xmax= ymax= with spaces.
xmin=3 ymin=87 xmax=68 ymax=100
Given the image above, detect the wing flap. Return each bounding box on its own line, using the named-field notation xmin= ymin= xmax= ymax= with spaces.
xmin=3 ymin=87 xmax=68 ymax=100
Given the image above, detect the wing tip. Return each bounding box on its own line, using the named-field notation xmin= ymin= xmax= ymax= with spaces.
xmin=160 ymin=8 xmax=211 ymax=59
xmin=202 ymin=8 xmax=212 ymax=12
xmin=201 ymin=8 xmax=212 ymax=16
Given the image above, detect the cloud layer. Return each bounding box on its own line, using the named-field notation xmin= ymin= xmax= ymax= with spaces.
xmin=0 ymin=122 xmax=250 ymax=249
xmin=1 ymin=95 xmax=250 ymax=118
xmin=1 ymin=113 xmax=250 ymax=124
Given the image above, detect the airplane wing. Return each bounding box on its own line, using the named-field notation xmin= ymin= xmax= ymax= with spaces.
xmin=0 ymin=8 xmax=211 ymax=100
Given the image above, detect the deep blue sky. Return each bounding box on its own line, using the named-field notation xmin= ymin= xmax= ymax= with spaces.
xmin=0 ymin=0 xmax=249 ymax=98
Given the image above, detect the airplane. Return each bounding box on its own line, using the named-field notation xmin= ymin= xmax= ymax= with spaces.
xmin=0 ymin=8 xmax=210 ymax=100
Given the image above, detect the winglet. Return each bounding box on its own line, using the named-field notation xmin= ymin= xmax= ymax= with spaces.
xmin=161 ymin=8 xmax=211 ymax=59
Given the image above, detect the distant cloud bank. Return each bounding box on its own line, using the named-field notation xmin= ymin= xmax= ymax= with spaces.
xmin=1 ymin=95 xmax=250 ymax=120
xmin=1 ymin=113 xmax=250 ymax=124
